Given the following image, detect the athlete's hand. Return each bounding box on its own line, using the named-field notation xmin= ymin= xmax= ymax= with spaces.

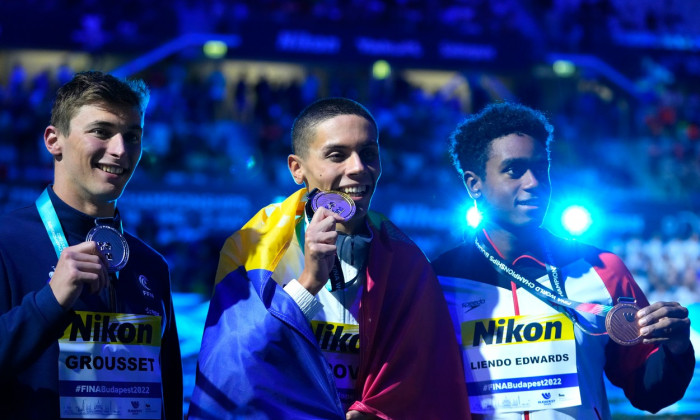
xmin=49 ymin=241 xmax=110 ymax=310
xmin=346 ymin=410 xmax=378 ymax=420
xmin=637 ymin=301 xmax=691 ymax=354
xmin=298 ymin=207 xmax=344 ymax=295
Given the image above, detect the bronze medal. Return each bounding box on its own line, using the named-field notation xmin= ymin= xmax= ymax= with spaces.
xmin=605 ymin=302 xmax=642 ymax=346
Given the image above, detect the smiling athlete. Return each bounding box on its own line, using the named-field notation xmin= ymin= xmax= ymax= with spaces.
xmin=0 ymin=71 xmax=182 ymax=419
xmin=433 ymin=102 xmax=694 ymax=419
xmin=190 ymin=97 xmax=469 ymax=420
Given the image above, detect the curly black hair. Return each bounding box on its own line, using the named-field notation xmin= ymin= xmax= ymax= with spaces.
xmin=449 ymin=101 xmax=553 ymax=179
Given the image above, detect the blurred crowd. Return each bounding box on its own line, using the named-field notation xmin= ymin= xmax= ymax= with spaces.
xmin=609 ymin=230 xmax=700 ymax=307
xmin=2 ymin=56 xmax=699 ymax=301
xmin=1 ymin=0 xmax=700 ymax=300
xmin=3 ymin=0 xmax=700 ymax=53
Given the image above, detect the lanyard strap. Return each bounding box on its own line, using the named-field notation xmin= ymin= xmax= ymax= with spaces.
xmin=36 ymin=189 xmax=124 ymax=256
xmin=298 ymin=201 xmax=345 ymax=291
xmin=36 ymin=188 xmax=122 ymax=312
xmin=474 ymin=236 xmax=612 ymax=318
xmin=36 ymin=189 xmax=70 ymax=259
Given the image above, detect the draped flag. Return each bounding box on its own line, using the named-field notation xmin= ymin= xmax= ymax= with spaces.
xmin=189 ymin=189 xmax=470 ymax=420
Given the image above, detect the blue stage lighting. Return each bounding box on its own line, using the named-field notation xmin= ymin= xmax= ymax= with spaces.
xmin=561 ymin=205 xmax=592 ymax=236
xmin=246 ymin=156 xmax=256 ymax=170
xmin=466 ymin=206 xmax=482 ymax=228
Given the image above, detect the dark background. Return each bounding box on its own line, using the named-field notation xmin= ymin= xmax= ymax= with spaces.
xmin=1 ymin=1 xmax=699 ymax=417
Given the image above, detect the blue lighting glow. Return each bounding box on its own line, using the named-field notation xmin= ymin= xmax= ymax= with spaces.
xmin=246 ymin=156 xmax=256 ymax=170
xmin=466 ymin=205 xmax=482 ymax=228
xmin=561 ymin=205 xmax=593 ymax=236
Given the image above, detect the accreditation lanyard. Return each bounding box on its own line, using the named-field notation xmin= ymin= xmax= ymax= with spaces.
xmin=474 ymin=235 xmax=611 ymax=333
xmin=36 ymin=188 xmax=121 ymax=311
xmin=36 ymin=189 xmax=71 ymax=258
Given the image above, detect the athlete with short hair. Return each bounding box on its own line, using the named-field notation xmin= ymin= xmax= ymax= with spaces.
xmin=0 ymin=71 xmax=183 ymax=419
xmin=190 ymin=97 xmax=470 ymax=420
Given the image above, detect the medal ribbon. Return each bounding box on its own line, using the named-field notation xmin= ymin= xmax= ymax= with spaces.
xmin=36 ymin=189 xmax=70 ymax=259
xmin=36 ymin=188 xmax=123 ymax=311
xmin=36 ymin=188 xmax=125 ymax=258
xmin=474 ymin=236 xmax=612 ymax=320
xmin=301 ymin=190 xmax=345 ymax=291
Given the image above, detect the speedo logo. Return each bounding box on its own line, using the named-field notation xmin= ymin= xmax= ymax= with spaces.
xmin=311 ymin=321 xmax=360 ymax=353
xmin=64 ymin=312 xmax=154 ymax=344
xmin=463 ymin=314 xmax=573 ymax=347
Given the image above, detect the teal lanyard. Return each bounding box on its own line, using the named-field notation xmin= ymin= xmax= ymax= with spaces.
xmin=36 ymin=188 xmax=122 ymax=311
xmin=36 ymin=188 xmax=69 ymax=259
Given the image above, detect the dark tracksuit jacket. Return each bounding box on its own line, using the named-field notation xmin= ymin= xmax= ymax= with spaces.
xmin=0 ymin=187 xmax=182 ymax=419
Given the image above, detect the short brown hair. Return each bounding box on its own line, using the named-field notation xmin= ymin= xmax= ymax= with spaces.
xmin=50 ymin=70 xmax=149 ymax=135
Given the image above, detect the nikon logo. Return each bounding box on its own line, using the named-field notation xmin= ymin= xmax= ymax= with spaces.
xmin=68 ymin=313 xmax=153 ymax=344
xmin=312 ymin=321 xmax=360 ymax=353
xmin=468 ymin=317 xmax=563 ymax=346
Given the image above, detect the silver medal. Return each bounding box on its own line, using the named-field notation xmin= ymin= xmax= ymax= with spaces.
xmin=86 ymin=225 xmax=129 ymax=272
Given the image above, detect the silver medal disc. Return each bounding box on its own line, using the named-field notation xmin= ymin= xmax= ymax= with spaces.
xmin=86 ymin=225 xmax=129 ymax=272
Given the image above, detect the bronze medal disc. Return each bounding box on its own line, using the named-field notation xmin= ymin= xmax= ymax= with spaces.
xmin=605 ymin=302 xmax=642 ymax=346
xmin=311 ymin=190 xmax=356 ymax=222
xmin=86 ymin=225 xmax=130 ymax=272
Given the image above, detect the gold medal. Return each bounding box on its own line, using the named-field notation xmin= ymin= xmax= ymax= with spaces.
xmin=311 ymin=190 xmax=356 ymax=222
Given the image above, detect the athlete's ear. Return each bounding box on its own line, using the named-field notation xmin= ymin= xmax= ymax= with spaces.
xmin=463 ymin=171 xmax=482 ymax=200
xmin=287 ymin=154 xmax=305 ymax=186
xmin=44 ymin=126 xmax=63 ymax=160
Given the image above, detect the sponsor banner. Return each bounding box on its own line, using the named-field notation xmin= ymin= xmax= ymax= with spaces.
xmin=60 ymin=396 xmax=161 ymax=419
xmin=59 ymin=311 xmax=162 ymax=419
xmin=470 ymin=386 xmax=582 ymax=413
xmin=312 ymin=321 xmax=360 ymax=408
xmin=461 ymin=313 xmax=581 ymax=413
xmin=312 ymin=321 xmax=360 ymax=354
xmin=61 ymin=312 xmax=161 ymax=346
xmin=462 ymin=313 xmax=576 ymax=348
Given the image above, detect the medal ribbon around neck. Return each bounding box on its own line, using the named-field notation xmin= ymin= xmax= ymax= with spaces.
xmin=474 ymin=235 xmax=613 ymax=336
xmin=36 ymin=188 xmax=128 ymax=273
xmin=299 ymin=189 xmax=365 ymax=291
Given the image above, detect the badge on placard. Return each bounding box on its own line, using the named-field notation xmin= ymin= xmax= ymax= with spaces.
xmin=86 ymin=225 xmax=129 ymax=272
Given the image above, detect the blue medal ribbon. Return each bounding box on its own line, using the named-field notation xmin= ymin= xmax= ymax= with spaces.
xmin=36 ymin=188 xmax=123 ymax=312
xmin=36 ymin=188 xmax=70 ymax=259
